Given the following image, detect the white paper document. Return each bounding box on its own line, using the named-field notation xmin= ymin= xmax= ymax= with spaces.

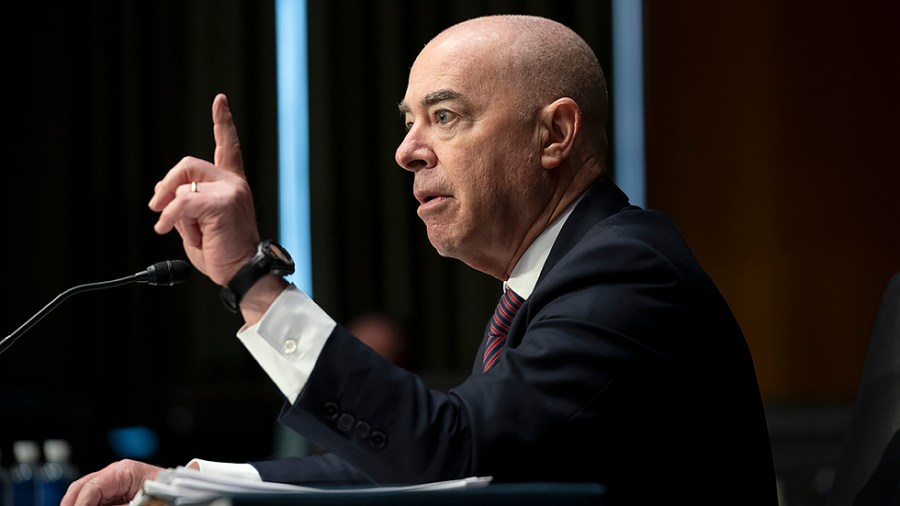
xmin=130 ymin=466 xmax=493 ymax=506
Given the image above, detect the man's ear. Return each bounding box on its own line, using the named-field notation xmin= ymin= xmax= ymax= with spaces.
xmin=540 ymin=98 xmax=580 ymax=170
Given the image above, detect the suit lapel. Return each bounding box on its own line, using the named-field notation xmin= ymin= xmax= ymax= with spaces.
xmin=473 ymin=177 xmax=632 ymax=375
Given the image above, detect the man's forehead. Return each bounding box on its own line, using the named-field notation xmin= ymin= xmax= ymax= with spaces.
xmin=399 ymin=51 xmax=500 ymax=113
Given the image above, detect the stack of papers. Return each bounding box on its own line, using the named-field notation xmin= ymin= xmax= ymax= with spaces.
xmin=130 ymin=466 xmax=493 ymax=506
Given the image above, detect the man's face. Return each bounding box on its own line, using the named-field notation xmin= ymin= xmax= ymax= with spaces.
xmin=396 ymin=31 xmax=546 ymax=277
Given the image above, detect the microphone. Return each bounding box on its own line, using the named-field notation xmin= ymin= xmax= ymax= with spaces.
xmin=0 ymin=260 xmax=191 ymax=355
xmin=135 ymin=259 xmax=192 ymax=286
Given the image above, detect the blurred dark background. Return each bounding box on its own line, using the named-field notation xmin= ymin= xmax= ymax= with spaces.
xmin=1 ymin=1 xmax=897 ymax=505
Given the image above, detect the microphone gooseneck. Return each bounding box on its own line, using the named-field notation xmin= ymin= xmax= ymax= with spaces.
xmin=0 ymin=260 xmax=191 ymax=355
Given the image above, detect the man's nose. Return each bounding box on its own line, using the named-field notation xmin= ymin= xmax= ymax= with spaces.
xmin=395 ymin=128 xmax=435 ymax=172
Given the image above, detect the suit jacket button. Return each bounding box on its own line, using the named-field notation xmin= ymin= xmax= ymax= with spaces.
xmin=353 ymin=421 xmax=371 ymax=439
xmin=337 ymin=413 xmax=355 ymax=432
xmin=323 ymin=402 xmax=339 ymax=419
xmin=370 ymin=431 xmax=387 ymax=450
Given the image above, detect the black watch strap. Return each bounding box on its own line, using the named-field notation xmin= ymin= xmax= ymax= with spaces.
xmin=221 ymin=240 xmax=295 ymax=313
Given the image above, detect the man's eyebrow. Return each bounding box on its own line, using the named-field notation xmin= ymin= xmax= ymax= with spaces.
xmin=423 ymin=89 xmax=461 ymax=106
xmin=398 ymin=89 xmax=463 ymax=114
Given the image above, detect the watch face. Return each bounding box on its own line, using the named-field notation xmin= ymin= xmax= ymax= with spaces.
xmin=269 ymin=242 xmax=293 ymax=264
xmin=266 ymin=241 xmax=295 ymax=275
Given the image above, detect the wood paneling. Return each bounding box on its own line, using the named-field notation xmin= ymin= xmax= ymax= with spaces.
xmin=644 ymin=1 xmax=900 ymax=402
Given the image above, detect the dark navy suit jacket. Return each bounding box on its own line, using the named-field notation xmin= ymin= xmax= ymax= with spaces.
xmin=251 ymin=177 xmax=778 ymax=504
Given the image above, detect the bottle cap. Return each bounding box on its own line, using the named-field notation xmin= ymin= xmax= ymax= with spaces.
xmin=43 ymin=439 xmax=71 ymax=463
xmin=13 ymin=440 xmax=40 ymax=464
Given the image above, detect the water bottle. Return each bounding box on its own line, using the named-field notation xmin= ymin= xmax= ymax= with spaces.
xmin=0 ymin=447 xmax=13 ymax=506
xmin=10 ymin=441 xmax=39 ymax=506
xmin=36 ymin=440 xmax=78 ymax=506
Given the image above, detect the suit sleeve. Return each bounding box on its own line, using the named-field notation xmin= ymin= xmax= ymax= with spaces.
xmin=250 ymin=453 xmax=374 ymax=486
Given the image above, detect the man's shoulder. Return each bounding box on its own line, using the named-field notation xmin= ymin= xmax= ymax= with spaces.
xmin=561 ymin=203 xmax=689 ymax=262
xmin=540 ymin=203 xmax=712 ymax=293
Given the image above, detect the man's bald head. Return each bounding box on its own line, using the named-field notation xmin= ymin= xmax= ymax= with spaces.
xmin=429 ymin=15 xmax=609 ymax=154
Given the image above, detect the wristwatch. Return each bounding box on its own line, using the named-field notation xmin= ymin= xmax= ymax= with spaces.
xmin=221 ymin=239 xmax=295 ymax=313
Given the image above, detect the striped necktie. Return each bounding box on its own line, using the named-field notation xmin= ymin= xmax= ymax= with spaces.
xmin=483 ymin=288 xmax=525 ymax=372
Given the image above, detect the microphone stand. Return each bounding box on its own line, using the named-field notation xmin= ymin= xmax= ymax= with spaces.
xmin=1 ymin=260 xmax=190 ymax=355
xmin=0 ymin=275 xmax=140 ymax=355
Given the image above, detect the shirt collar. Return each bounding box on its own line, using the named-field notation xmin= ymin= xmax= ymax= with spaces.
xmin=505 ymin=195 xmax=583 ymax=299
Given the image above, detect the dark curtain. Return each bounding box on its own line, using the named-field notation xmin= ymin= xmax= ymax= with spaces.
xmin=1 ymin=0 xmax=611 ymax=475
xmin=1 ymin=0 xmax=281 ymax=473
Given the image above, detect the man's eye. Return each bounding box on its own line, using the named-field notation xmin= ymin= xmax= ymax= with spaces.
xmin=436 ymin=110 xmax=454 ymax=125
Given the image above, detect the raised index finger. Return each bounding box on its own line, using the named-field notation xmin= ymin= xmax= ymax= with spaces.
xmin=212 ymin=93 xmax=245 ymax=175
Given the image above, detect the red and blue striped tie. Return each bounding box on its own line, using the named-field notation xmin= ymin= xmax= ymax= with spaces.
xmin=483 ymin=288 xmax=525 ymax=372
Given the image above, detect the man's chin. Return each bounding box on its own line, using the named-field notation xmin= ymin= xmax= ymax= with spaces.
xmin=425 ymin=227 xmax=461 ymax=259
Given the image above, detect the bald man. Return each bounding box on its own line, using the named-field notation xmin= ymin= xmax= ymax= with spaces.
xmin=63 ymin=15 xmax=777 ymax=505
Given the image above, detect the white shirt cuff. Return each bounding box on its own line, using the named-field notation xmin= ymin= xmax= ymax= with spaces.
xmin=237 ymin=284 xmax=336 ymax=403
xmin=187 ymin=459 xmax=262 ymax=482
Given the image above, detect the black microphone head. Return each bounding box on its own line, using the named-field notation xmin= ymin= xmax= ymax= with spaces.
xmin=144 ymin=260 xmax=191 ymax=286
